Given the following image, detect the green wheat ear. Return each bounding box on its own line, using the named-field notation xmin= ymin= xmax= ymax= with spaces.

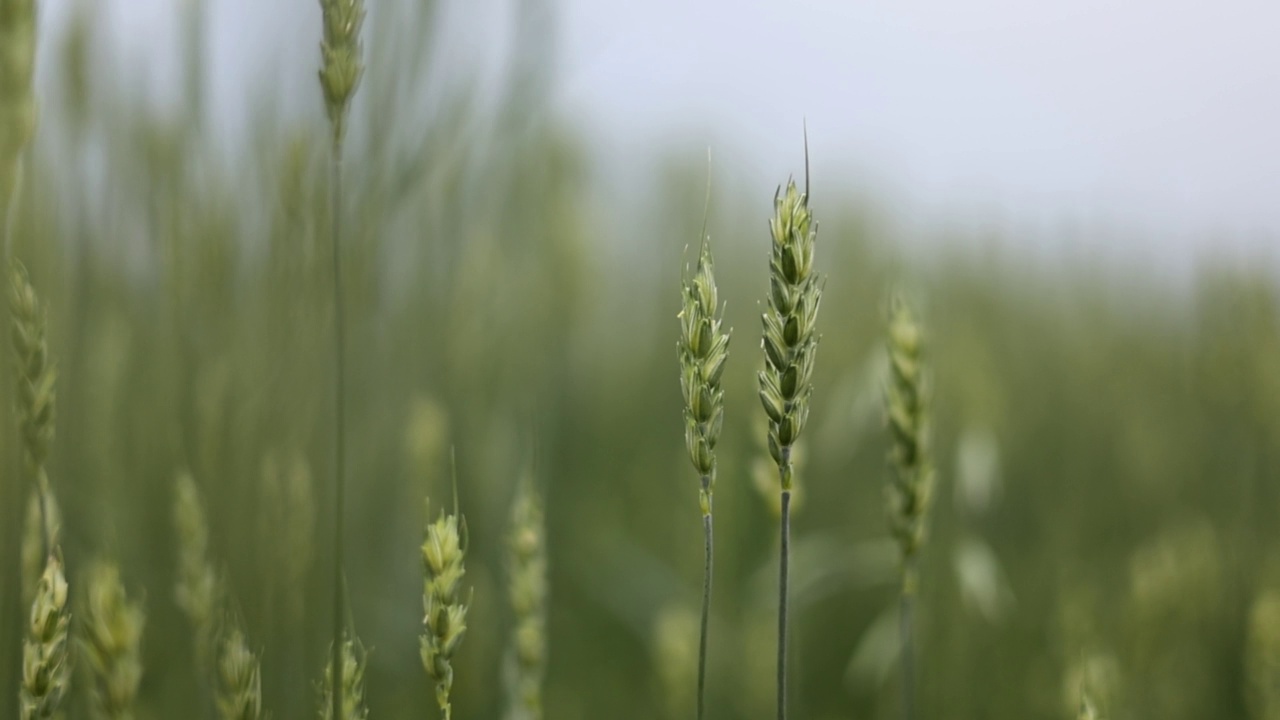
xmin=217 ymin=626 xmax=263 ymax=720
xmin=81 ymin=561 xmax=145 ymax=720
xmin=882 ymin=293 xmax=932 ymax=720
xmin=759 ymin=173 xmax=822 ymax=720
xmin=883 ymin=294 xmax=933 ymax=591
xmin=504 ymin=474 xmax=548 ymax=720
xmin=320 ymin=635 xmax=368 ymax=720
xmin=678 ymin=227 xmax=729 ymax=720
xmin=421 ymin=497 xmax=470 ymax=720
xmin=21 ymin=552 xmax=71 ymax=720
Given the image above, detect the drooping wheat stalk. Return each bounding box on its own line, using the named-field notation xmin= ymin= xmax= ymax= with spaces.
xmin=504 ymin=475 xmax=547 ymax=720
xmin=81 ymin=561 xmax=145 ymax=720
xmin=21 ymin=552 xmax=70 ymax=720
xmin=320 ymin=635 xmax=368 ymax=720
xmin=758 ymin=173 xmax=822 ymax=720
xmin=883 ymin=294 xmax=933 ymax=720
xmin=216 ymin=627 xmax=263 ymax=720
xmin=316 ymin=1 xmax=364 ymax=715
xmin=678 ymin=231 xmax=729 ymax=720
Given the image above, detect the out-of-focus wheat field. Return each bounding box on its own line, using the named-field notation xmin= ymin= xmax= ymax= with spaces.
xmin=2 ymin=1 xmax=1279 ymax=719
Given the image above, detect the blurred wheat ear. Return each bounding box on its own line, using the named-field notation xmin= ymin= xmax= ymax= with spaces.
xmin=216 ymin=626 xmax=263 ymax=720
xmin=320 ymin=635 xmax=368 ymax=720
xmin=173 ymin=471 xmax=221 ymax=683
xmin=758 ymin=169 xmax=822 ymax=720
xmin=883 ymin=293 xmax=933 ymax=720
xmin=81 ymin=561 xmax=145 ymax=720
xmin=316 ymin=0 xmax=365 ymax=715
xmin=504 ymin=474 xmax=547 ymax=720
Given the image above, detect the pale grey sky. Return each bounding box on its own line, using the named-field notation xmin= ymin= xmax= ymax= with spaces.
xmin=57 ymin=0 xmax=1280 ymax=268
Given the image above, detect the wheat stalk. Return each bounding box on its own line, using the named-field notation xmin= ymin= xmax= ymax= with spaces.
xmin=883 ymin=294 xmax=932 ymax=720
xmin=679 ymin=227 xmax=729 ymax=720
xmin=317 ymin=0 xmax=364 ymax=714
xmin=758 ymin=168 xmax=822 ymax=720
xmin=21 ymin=552 xmax=70 ymax=720
xmin=216 ymin=627 xmax=263 ymax=720
xmin=0 ymin=0 xmax=37 ymax=241
xmin=81 ymin=561 xmax=145 ymax=720
xmin=320 ymin=635 xmax=368 ymax=720
xmin=504 ymin=475 xmax=547 ymax=720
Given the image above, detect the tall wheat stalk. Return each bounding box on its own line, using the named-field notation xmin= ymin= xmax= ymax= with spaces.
xmin=883 ymin=295 xmax=932 ymax=720
xmin=758 ymin=165 xmax=822 ymax=720
xmin=678 ymin=219 xmax=729 ymax=720
xmin=317 ymin=1 xmax=364 ymax=717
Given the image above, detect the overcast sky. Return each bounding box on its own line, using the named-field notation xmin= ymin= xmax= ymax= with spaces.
xmin=77 ymin=0 xmax=1280 ymax=268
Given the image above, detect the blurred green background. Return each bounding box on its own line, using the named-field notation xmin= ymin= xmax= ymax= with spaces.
xmin=3 ymin=1 xmax=1280 ymax=719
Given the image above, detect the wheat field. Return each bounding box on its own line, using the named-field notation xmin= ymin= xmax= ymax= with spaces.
xmin=1 ymin=1 xmax=1279 ymax=719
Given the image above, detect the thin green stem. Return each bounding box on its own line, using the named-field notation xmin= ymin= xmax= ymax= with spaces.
xmin=697 ymin=488 xmax=712 ymax=720
xmin=777 ymin=484 xmax=791 ymax=720
xmin=900 ymin=561 xmax=916 ymax=720
xmin=329 ymin=145 xmax=348 ymax=720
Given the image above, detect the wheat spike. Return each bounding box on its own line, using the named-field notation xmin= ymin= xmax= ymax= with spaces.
xmin=81 ymin=561 xmax=145 ymax=720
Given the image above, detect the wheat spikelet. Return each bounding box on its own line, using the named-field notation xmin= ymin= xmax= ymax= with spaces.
xmin=422 ymin=499 xmax=469 ymax=720
xmin=21 ymin=552 xmax=70 ymax=720
xmin=81 ymin=561 xmax=145 ymax=720
xmin=883 ymin=294 xmax=933 ymax=593
xmin=320 ymin=636 xmax=368 ymax=720
xmin=504 ymin=476 xmax=547 ymax=720
xmin=216 ymin=627 xmax=263 ymax=720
